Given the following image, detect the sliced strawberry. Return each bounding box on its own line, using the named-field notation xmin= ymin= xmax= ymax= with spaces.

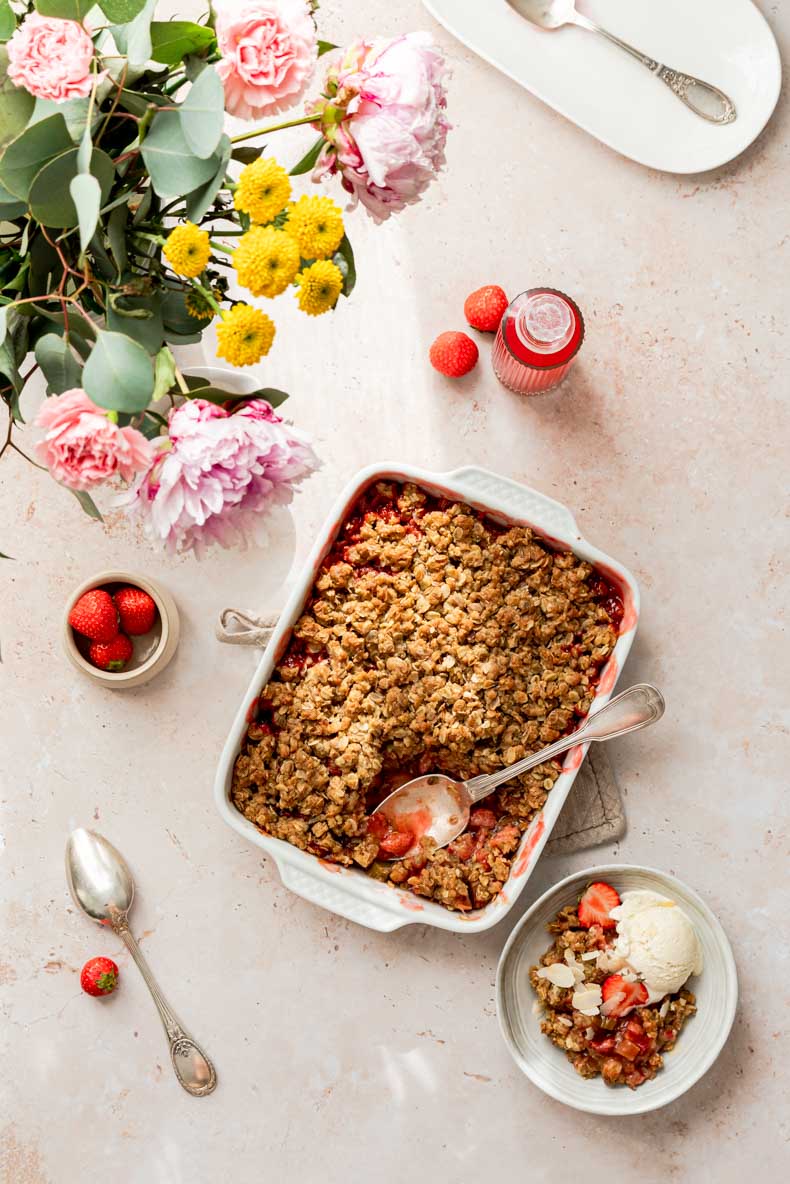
xmin=577 ymin=881 xmax=621 ymax=929
xmin=378 ymin=830 xmax=415 ymax=858
xmin=600 ymin=974 xmax=648 ymax=1018
xmin=589 ymin=1035 xmax=616 ymax=1055
xmin=469 ymin=808 xmax=497 ymax=830
xmin=448 ymin=832 xmax=476 ymax=861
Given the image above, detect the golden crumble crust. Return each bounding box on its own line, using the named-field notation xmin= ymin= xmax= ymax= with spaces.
xmin=231 ymin=481 xmax=620 ymax=911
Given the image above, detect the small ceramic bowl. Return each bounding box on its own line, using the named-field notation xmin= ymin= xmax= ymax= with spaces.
xmin=63 ymin=570 xmax=180 ymax=689
xmin=496 ymin=864 xmax=738 ymax=1116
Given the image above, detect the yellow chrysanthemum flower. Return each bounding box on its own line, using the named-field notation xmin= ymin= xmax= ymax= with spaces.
xmin=295 ymin=260 xmax=343 ymax=316
xmin=234 ymin=157 xmax=292 ymax=225
xmin=285 ymin=194 xmax=344 ymax=260
xmin=215 ymin=304 xmax=276 ymax=367
xmin=185 ymin=286 xmax=220 ymax=321
xmin=232 ymin=226 xmax=300 ymax=299
xmin=163 ymin=222 xmax=210 ymax=278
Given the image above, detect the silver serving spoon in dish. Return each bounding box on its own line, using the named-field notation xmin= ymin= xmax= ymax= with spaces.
xmin=372 ymin=684 xmax=664 ymax=859
xmin=505 ymin=0 xmax=736 ymax=124
xmin=65 ymin=828 xmax=217 ymax=1097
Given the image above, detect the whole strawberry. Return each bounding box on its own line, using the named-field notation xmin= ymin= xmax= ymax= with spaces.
xmin=429 ymin=331 xmax=479 ymax=378
xmin=80 ymin=956 xmax=119 ymax=997
xmin=114 ymin=586 xmax=157 ymax=635
xmin=69 ymin=589 xmax=119 ymax=643
xmin=464 ymin=285 xmax=509 ymax=332
xmin=89 ymin=634 xmax=133 ymax=672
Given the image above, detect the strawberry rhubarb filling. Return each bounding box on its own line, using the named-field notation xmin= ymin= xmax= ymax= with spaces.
xmin=530 ymin=882 xmax=702 ymax=1089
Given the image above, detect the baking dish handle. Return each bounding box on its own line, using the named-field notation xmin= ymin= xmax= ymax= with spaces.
xmin=444 ymin=466 xmax=580 ymax=539
xmin=276 ymin=860 xmax=410 ymax=933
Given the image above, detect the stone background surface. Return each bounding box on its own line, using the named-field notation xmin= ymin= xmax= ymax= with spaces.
xmin=1 ymin=2 xmax=788 ymax=1180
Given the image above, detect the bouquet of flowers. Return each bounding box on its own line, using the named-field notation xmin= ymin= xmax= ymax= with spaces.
xmin=0 ymin=1 xmax=449 ymax=553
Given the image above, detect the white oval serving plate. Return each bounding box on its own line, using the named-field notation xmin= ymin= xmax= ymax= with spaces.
xmin=423 ymin=0 xmax=781 ymax=173
xmin=497 ymin=864 xmax=738 ymax=1114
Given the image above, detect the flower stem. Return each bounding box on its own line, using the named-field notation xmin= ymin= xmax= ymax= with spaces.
xmin=173 ymin=366 xmax=190 ymax=396
xmin=230 ymin=112 xmax=318 ymax=144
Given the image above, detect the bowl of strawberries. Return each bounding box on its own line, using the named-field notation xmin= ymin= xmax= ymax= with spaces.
xmin=63 ymin=571 xmax=180 ymax=688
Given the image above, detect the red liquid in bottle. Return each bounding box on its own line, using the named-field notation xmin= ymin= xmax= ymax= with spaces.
xmin=492 ymin=288 xmax=584 ymax=395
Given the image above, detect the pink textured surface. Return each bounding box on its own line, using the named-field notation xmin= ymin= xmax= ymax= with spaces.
xmin=0 ymin=0 xmax=787 ymax=1178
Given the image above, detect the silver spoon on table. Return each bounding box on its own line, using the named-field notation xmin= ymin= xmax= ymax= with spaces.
xmin=506 ymin=0 xmax=736 ymax=124
xmin=66 ymin=828 xmax=217 ymax=1097
xmin=372 ymin=683 xmax=664 ymax=859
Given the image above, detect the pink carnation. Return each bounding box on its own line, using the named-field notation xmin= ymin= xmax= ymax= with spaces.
xmin=120 ymin=398 xmax=318 ymax=555
xmin=215 ymin=0 xmax=317 ymax=121
xmin=34 ymin=390 xmax=153 ymax=491
xmin=310 ymin=32 xmax=450 ymax=221
xmin=7 ymin=14 xmax=103 ymax=103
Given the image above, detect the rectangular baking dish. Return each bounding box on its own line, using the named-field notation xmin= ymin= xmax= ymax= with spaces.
xmin=214 ymin=464 xmax=639 ymax=933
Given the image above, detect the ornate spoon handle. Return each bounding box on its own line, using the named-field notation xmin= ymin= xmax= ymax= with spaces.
xmin=573 ymin=12 xmax=736 ymax=124
xmin=113 ymin=913 xmax=217 ymax=1097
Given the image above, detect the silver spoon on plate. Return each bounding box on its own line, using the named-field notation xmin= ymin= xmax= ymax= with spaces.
xmin=506 ymin=0 xmax=736 ymax=124
xmin=66 ymin=828 xmax=217 ymax=1096
xmin=371 ymin=683 xmax=664 ymax=859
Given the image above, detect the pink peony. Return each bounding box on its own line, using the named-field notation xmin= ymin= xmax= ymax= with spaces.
xmin=6 ymin=14 xmax=103 ymax=103
xmin=120 ymin=398 xmax=318 ymax=554
xmin=215 ymin=0 xmax=317 ymax=121
xmin=34 ymin=390 xmax=153 ymax=491
xmin=310 ymin=32 xmax=450 ymax=221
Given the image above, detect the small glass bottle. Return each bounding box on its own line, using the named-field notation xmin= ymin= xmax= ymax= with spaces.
xmin=492 ymin=288 xmax=585 ymax=395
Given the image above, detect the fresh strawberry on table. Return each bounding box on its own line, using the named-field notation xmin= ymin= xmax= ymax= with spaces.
xmin=89 ymin=634 xmax=133 ymax=672
xmin=464 ymin=284 xmax=509 ymax=332
xmin=80 ymin=956 xmax=119 ymax=997
xmin=577 ymin=880 xmax=621 ymax=929
xmin=601 ymin=974 xmax=649 ymax=1018
xmin=429 ymin=331 xmax=479 ymax=377
xmin=114 ymin=586 xmax=157 ymax=635
xmin=68 ymin=589 xmax=119 ymax=643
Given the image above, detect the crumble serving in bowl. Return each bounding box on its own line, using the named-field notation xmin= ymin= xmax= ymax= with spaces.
xmin=231 ymin=478 xmax=623 ymax=912
xmin=530 ymin=881 xmax=700 ymax=1090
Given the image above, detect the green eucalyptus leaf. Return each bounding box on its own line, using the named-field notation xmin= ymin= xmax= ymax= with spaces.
xmin=30 ymin=301 xmax=97 ymax=343
xmin=231 ymin=146 xmax=264 ymax=165
xmin=30 ymin=95 xmax=90 ymax=141
xmin=289 ymin=137 xmax=323 ymax=177
xmin=107 ymin=203 xmax=129 ymax=276
xmin=253 ymin=387 xmax=289 ymax=408
xmin=141 ymin=110 xmax=218 ymax=198
xmin=70 ymin=488 xmax=103 ymax=521
xmin=70 ymin=173 xmax=101 ymax=253
xmin=107 ymin=292 xmax=164 ymax=355
xmin=0 ymin=303 xmax=7 ymax=347
xmin=0 ymin=112 xmax=71 ymax=198
xmin=181 ymin=374 xmax=210 ymax=391
xmin=0 ymin=550 xmax=14 ymax=559
xmin=0 ymin=47 xmax=34 ymax=153
xmin=82 ymin=329 xmax=154 ymax=413
xmin=179 ymin=65 xmax=224 ymax=160
xmin=161 ymin=287 xmax=206 ymax=337
xmin=333 ymin=234 xmax=356 ymax=297
xmin=99 ymin=0 xmax=147 ymax=22
xmin=0 ymin=179 xmax=26 ymax=217
xmin=0 ymin=1 xmax=16 ymax=42
xmin=149 ymin=20 xmax=214 ymax=67
xmin=317 ymin=40 xmax=337 ymax=56
xmin=34 ymin=332 xmax=82 ymax=394
xmin=152 ymin=346 xmax=176 ymax=401
xmin=117 ymin=89 xmax=165 ymax=117
xmin=34 ymin=0 xmax=93 ymax=19
xmin=111 ymin=0 xmax=156 ymax=68
xmin=76 ymin=123 xmax=92 ymax=174
xmin=184 ymin=133 xmax=230 ymax=221
xmin=28 ymin=147 xmax=114 ymax=229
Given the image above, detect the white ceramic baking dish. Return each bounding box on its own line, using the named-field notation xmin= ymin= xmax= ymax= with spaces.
xmin=214 ymin=464 xmax=640 ymax=933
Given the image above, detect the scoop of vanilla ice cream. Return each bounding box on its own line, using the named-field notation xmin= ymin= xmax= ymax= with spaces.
xmin=606 ymin=890 xmax=703 ymax=1002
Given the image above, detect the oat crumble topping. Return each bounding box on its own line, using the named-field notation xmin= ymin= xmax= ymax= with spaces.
xmin=231 ymin=481 xmax=621 ymax=911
